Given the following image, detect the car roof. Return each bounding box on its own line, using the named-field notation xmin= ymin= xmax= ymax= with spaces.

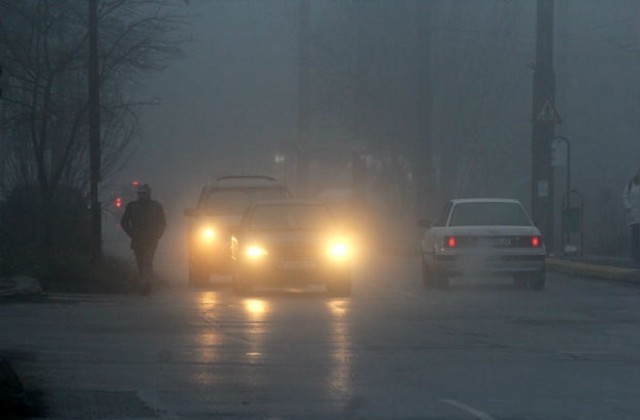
xmin=253 ymin=198 xmax=325 ymax=206
xmin=450 ymin=198 xmax=523 ymax=205
xmin=209 ymin=175 xmax=286 ymax=189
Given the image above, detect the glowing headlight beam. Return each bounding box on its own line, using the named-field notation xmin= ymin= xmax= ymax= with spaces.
xmin=200 ymin=227 xmax=216 ymax=243
xmin=327 ymin=243 xmax=350 ymax=259
xmin=246 ymin=245 xmax=268 ymax=258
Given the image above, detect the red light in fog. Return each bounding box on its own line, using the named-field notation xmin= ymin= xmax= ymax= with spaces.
xmin=531 ymin=236 xmax=540 ymax=247
xmin=447 ymin=236 xmax=456 ymax=248
xmin=115 ymin=197 xmax=122 ymax=208
xmin=132 ymin=181 xmax=139 ymax=187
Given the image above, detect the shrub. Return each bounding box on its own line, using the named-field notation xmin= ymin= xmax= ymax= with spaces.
xmin=35 ymin=253 xmax=140 ymax=294
xmin=0 ymin=185 xmax=91 ymax=258
xmin=1 ymin=248 xmax=140 ymax=294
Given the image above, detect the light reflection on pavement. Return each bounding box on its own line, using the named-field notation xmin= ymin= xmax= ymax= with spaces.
xmin=327 ymin=300 xmax=351 ymax=397
xmin=0 ymin=257 xmax=639 ymax=418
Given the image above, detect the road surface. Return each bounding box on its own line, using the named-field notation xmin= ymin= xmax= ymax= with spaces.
xmin=1 ymin=253 xmax=638 ymax=419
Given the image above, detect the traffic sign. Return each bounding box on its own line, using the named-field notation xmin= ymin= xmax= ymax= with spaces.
xmin=535 ymin=100 xmax=562 ymax=124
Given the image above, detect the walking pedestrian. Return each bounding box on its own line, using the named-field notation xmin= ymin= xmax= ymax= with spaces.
xmin=121 ymin=184 xmax=166 ymax=293
xmin=622 ymin=169 xmax=640 ymax=261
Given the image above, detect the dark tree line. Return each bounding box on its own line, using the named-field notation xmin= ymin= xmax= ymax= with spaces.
xmin=306 ymin=1 xmax=532 ymax=222
xmin=0 ymin=0 xmax=184 ymax=255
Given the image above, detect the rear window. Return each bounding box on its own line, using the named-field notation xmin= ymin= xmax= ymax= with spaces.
xmin=205 ymin=188 xmax=288 ymax=215
xmin=248 ymin=204 xmax=334 ymax=230
xmin=435 ymin=202 xmax=453 ymax=227
xmin=449 ymin=202 xmax=531 ymax=227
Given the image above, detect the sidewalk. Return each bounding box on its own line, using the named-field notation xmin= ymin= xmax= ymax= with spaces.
xmin=546 ymin=255 xmax=640 ymax=284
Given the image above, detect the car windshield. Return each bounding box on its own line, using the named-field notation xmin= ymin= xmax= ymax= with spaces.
xmin=449 ymin=202 xmax=531 ymax=226
xmin=248 ymin=204 xmax=334 ymax=230
xmin=205 ymin=188 xmax=287 ymax=215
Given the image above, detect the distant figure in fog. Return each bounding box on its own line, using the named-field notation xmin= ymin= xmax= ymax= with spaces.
xmin=121 ymin=184 xmax=166 ymax=293
xmin=622 ymin=169 xmax=640 ymax=261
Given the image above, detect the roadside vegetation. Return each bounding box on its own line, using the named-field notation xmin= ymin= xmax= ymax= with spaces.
xmin=0 ymin=0 xmax=185 ymax=291
xmin=0 ymin=187 xmax=140 ymax=293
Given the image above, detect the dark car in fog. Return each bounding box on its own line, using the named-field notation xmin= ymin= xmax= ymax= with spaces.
xmin=184 ymin=175 xmax=291 ymax=285
xmin=230 ymin=199 xmax=353 ymax=295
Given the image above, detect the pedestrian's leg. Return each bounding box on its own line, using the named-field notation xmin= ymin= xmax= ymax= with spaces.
xmin=146 ymin=243 xmax=158 ymax=277
xmin=632 ymin=224 xmax=640 ymax=261
xmin=133 ymin=247 xmax=144 ymax=276
xmin=140 ymin=244 xmax=158 ymax=294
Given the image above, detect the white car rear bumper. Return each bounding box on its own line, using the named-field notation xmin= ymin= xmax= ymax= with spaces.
xmin=429 ymin=253 xmax=545 ymax=275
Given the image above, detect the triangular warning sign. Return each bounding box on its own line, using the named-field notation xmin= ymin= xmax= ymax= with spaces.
xmin=535 ymin=101 xmax=562 ymax=124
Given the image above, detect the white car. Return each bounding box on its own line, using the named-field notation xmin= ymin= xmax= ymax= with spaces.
xmin=419 ymin=198 xmax=546 ymax=290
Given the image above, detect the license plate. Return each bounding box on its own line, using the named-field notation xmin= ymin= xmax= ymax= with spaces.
xmin=281 ymin=260 xmax=315 ymax=270
xmin=480 ymin=237 xmax=512 ymax=247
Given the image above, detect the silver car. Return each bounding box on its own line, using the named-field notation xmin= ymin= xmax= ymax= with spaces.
xmin=419 ymin=198 xmax=546 ymax=290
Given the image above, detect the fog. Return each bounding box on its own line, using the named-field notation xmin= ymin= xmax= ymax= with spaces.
xmin=105 ymin=0 xmax=639 ymax=256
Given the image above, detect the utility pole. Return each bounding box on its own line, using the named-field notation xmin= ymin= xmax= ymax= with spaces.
xmin=89 ymin=0 xmax=102 ymax=262
xmin=0 ymin=65 xmax=4 ymax=198
xmin=531 ymin=0 xmax=556 ymax=254
xmin=296 ymin=0 xmax=311 ymax=197
xmin=414 ymin=0 xmax=436 ymax=218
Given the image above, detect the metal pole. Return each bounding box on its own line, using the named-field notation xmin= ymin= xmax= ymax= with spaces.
xmin=553 ymin=135 xmax=570 ymax=252
xmin=531 ymin=0 xmax=556 ymax=254
xmin=89 ymin=0 xmax=102 ymax=262
xmin=296 ymin=0 xmax=311 ymax=197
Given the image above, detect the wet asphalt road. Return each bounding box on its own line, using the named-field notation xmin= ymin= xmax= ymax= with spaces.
xmin=0 ymin=255 xmax=639 ymax=419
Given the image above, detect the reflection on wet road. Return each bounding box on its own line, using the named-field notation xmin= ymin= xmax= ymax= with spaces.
xmin=0 ymin=257 xmax=638 ymax=419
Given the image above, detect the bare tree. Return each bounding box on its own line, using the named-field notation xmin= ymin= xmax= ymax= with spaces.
xmin=0 ymin=0 xmax=184 ymax=251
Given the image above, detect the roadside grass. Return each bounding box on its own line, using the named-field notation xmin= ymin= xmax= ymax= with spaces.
xmin=1 ymin=251 xmax=144 ymax=294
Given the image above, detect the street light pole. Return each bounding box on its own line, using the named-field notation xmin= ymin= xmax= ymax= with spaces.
xmin=531 ymin=0 xmax=556 ymax=254
xmin=296 ymin=0 xmax=311 ymax=197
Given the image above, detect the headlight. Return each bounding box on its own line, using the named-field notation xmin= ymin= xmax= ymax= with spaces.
xmin=246 ymin=245 xmax=268 ymax=259
xmin=327 ymin=242 xmax=350 ymax=260
xmin=199 ymin=227 xmax=216 ymax=243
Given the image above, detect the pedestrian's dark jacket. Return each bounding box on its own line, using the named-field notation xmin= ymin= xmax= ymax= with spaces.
xmin=120 ymin=199 xmax=166 ymax=250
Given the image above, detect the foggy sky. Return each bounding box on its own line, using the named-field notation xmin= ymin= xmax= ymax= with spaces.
xmin=117 ymin=0 xmax=639 ymax=252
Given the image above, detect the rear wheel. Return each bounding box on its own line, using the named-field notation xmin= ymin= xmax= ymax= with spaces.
xmin=327 ymin=273 xmax=352 ymax=296
xmin=421 ymin=258 xmax=435 ymax=288
xmin=422 ymin=258 xmax=448 ymax=289
xmin=528 ymin=269 xmax=546 ymax=291
xmin=435 ymin=271 xmax=450 ymax=289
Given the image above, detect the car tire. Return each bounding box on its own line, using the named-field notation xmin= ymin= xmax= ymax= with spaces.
xmin=327 ymin=273 xmax=351 ymax=296
xmin=188 ymin=264 xmax=209 ymax=287
xmin=422 ymin=259 xmax=449 ymax=289
xmin=421 ymin=257 xmax=435 ymax=289
xmin=435 ymin=271 xmax=450 ymax=290
xmin=528 ymin=269 xmax=546 ymax=291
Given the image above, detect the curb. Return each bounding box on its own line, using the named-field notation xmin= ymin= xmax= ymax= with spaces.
xmin=546 ymin=258 xmax=640 ymax=284
xmin=0 ymin=276 xmax=43 ymax=300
